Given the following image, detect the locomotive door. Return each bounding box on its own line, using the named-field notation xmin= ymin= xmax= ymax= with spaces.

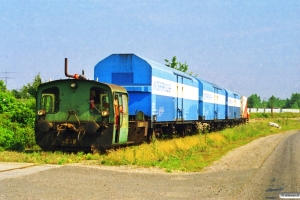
xmin=114 ymin=93 xmax=129 ymax=144
xmin=176 ymin=75 xmax=183 ymax=121
xmin=214 ymin=87 xmax=218 ymax=120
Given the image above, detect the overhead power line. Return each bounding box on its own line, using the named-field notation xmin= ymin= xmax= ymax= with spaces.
xmin=0 ymin=70 xmax=16 ymax=87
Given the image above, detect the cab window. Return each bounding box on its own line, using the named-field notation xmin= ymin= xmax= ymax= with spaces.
xmin=41 ymin=87 xmax=59 ymax=113
xmin=90 ymin=87 xmax=109 ymax=114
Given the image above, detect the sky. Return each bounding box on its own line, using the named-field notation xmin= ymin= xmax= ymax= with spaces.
xmin=0 ymin=0 xmax=299 ymax=100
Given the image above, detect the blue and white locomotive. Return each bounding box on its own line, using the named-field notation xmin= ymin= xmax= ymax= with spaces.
xmin=94 ymin=54 xmax=248 ymax=137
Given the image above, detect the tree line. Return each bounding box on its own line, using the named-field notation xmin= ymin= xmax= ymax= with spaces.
xmin=248 ymin=94 xmax=300 ymax=109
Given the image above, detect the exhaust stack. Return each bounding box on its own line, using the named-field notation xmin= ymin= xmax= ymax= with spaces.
xmin=64 ymin=58 xmax=86 ymax=80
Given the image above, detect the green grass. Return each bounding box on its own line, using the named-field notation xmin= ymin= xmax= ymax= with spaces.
xmin=0 ymin=117 xmax=300 ymax=172
xmin=250 ymin=112 xmax=300 ymax=119
xmin=0 ymin=151 xmax=102 ymax=165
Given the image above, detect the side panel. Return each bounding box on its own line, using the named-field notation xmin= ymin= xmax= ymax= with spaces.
xmin=227 ymin=96 xmax=234 ymax=119
xmin=176 ymin=76 xmax=183 ymax=120
xmin=226 ymin=91 xmax=234 ymax=120
xmin=214 ymin=87 xmax=219 ymax=119
xmin=201 ymin=90 xmax=226 ymax=120
xmin=233 ymin=94 xmax=241 ymax=119
xmin=216 ymin=89 xmax=226 ymax=120
xmin=126 ymin=92 xmax=152 ymax=117
xmin=227 ymin=93 xmax=241 ymax=120
xmin=151 ymin=76 xmax=198 ymax=121
xmin=153 ymin=95 xmax=175 ymax=121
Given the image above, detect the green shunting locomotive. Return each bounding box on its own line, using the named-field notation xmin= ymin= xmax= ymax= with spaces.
xmin=35 ymin=58 xmax=148 ymax=152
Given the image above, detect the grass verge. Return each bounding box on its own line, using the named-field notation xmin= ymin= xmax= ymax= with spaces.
xmin=0 ymin=117 xmax=299 ymax=172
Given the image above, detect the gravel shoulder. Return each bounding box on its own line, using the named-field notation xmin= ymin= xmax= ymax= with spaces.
xmin=203 ymin=130 xmax=299 ymax=173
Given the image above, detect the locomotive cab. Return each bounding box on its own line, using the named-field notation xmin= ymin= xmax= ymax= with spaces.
xmin=35 ymin=79 xmax=132 ymax=152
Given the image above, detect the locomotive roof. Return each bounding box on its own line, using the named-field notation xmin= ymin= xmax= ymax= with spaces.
xmin=38 ymin=78 xmax=127 ymax=93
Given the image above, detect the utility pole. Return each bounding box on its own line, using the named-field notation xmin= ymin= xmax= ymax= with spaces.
xmin=0 ymin=70 xmax=16 ymax=88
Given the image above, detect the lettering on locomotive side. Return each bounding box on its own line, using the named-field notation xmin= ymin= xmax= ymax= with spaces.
xmin=152 ymin=76 xmax=175 ymax=97
xmin=203 ymin=91 xmax=214 ymax=102
xmin=153 ymin=80 xmax=172 ymax=94
xmin=152 ymin=76 xmax=198 ymax=100
xmin=203 ymin=90 xmax=226 ymax=104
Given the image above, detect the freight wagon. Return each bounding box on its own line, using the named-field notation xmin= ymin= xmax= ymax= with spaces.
xmin=95 ymin=54 xmax=248 ymax=136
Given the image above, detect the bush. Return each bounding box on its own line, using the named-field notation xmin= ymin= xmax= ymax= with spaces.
xmin=0 ymin=90 xmax=35 ymax=151
xmin=0 ymin=116 xmax=34 ymax=151
xmin=0 ymin=127 xmax=14 ymax=150
xmin=9 ymin=103 xmax=35 ymax=125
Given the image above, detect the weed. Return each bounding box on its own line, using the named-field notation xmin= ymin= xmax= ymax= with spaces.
xmin=85 ymin=153 xmax=93 ymax=160
xmin=57 ymin=158 xmax=66 ymax=165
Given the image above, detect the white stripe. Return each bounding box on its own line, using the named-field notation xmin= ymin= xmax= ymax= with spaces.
xmin=236 ymin=99 xmax=241 ymax=107
xmin=228 ymin=97 xmax=241 ymax=107
xmin=203 ymin=90 xmax=226 ymax=105
xmin=152 ymin=76 xmax=198 ymax=100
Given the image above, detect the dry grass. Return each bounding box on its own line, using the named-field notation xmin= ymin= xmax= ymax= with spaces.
xmin=1 ymin=117 xmax=300 ymax=172
xmin=100 ymin=118 xmax=300 ymax=172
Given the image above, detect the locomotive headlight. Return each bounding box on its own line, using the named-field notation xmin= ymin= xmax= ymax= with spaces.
xmin=70 ymin=82 xmax=77 ymax=89
xmin=153 ymin=115 xmax=157 ymax=122
xmin=102 ymin=110 xmax=109 ymax=117
xmin=38 ymin=109 xmax=46 ymax=116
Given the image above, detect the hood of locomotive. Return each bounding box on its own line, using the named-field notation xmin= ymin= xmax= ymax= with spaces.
xmin=35 ymin=79 xmax=114 ymax=136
